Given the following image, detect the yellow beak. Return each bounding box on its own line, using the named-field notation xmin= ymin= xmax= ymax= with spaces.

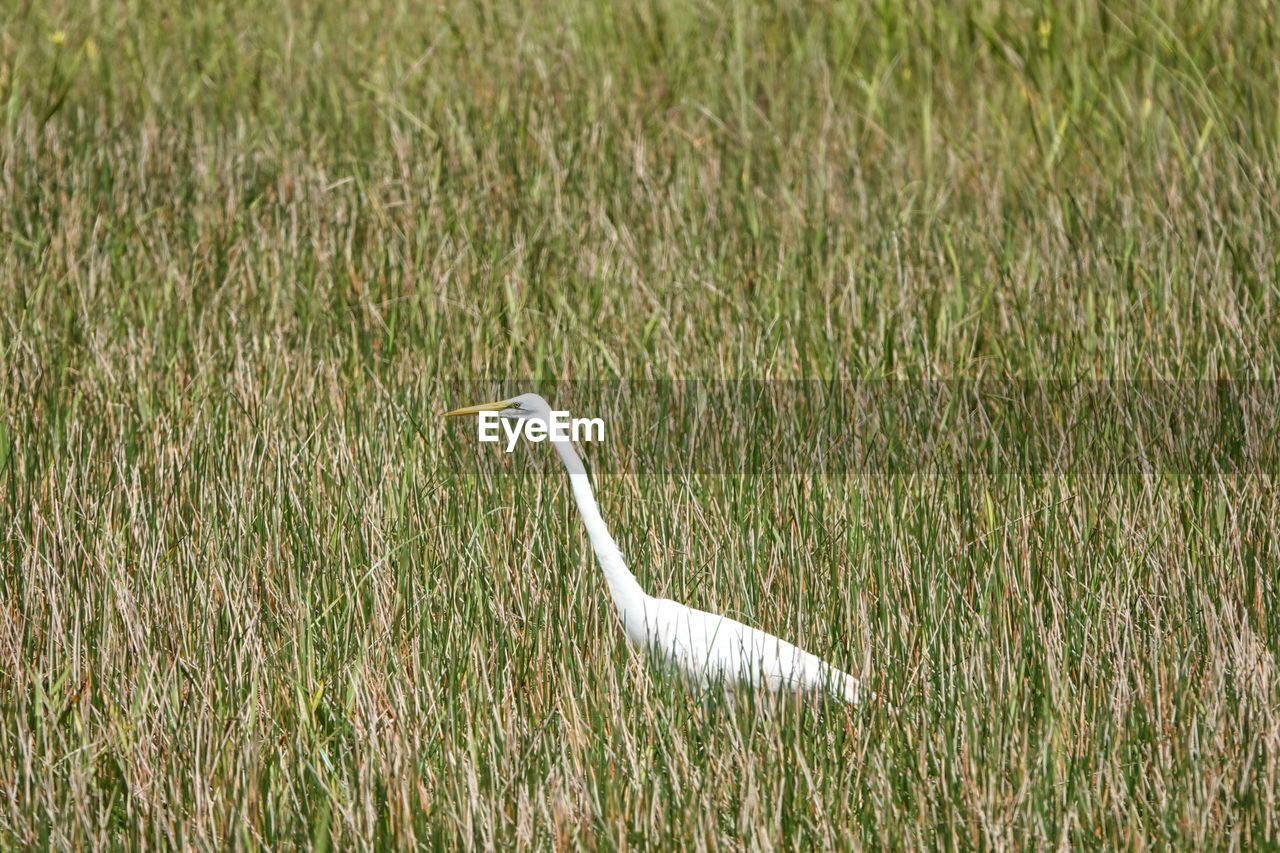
xmin=443 ymin=399 xmax=515 ymax=418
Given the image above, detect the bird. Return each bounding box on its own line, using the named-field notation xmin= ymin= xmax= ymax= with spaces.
xmin=444 ymin=392 xmax=867 ymax=705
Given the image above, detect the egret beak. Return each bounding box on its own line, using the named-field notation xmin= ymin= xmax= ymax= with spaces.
xmin=443 ymin=399 xmax=515 ymax=418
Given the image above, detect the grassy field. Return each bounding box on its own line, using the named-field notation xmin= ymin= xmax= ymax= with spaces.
xmin=2 ymin=0 xmax=1279 ymax=847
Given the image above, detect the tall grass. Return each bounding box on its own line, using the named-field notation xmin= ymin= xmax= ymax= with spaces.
xmin=2 ymin=0 xmax=1277 ymax=846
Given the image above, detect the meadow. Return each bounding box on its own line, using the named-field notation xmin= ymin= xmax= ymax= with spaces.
xmin=2 ymin=0 xmax=1278 ymax=847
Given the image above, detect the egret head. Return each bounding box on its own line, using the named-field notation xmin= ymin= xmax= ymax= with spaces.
xmin=443 ymin=392 xmax=552 ymax=423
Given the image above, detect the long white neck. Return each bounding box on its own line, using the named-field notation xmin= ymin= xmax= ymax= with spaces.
xmin=551 ymin=438 xmax=648 ymax=626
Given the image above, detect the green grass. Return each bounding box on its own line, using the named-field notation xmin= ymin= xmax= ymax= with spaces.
xmin=2 ymin=0 xmax=1278 ymax=846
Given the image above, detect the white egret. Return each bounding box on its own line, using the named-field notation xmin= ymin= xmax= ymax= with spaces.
xmin=445 ymin=393 xmax=867 ymax=705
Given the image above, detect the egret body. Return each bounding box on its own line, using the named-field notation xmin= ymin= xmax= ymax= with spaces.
xmin=445 ymin=393 xmax=866 ymax=704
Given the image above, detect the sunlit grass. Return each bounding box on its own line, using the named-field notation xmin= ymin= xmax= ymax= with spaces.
xmin=2 ymin=0 xmax=1278 ymax=846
